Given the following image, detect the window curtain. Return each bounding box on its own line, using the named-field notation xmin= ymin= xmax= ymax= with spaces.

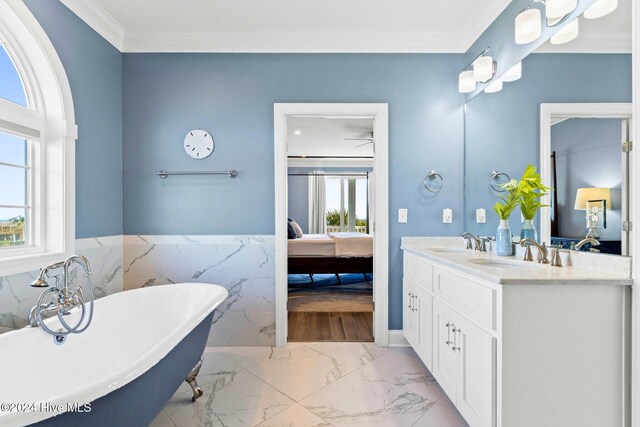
xmin=308 ymin=174 xmax=326 ymax=234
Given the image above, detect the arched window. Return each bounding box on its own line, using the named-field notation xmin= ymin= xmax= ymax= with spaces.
xmin=0 ymin=1 xmax=76 ymax=275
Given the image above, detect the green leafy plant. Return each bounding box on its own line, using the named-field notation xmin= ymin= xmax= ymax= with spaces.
xmin=493 ymin=179 xmax=520 ymax=220
xmin=517 ymin=165 xmax=551 ymax=220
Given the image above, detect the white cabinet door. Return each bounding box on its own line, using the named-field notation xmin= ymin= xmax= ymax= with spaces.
xmin=414 ymin=285 xmax=433 ymax=369
xmin=403 ymin=279 xmax=418 ymax=347
xmin=432 ymin=300 xmax=458 ymax=401
xmin=454 ymin=313 xmax=495 ymax=427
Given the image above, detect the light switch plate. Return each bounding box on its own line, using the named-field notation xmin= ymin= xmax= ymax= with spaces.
xmin=443 ymin=208 xmax=453 ymax=224
xmin=476 ymin=208 xmax=486 ymax=224
xmin=398 ymin=208 xmax=408 ymax=223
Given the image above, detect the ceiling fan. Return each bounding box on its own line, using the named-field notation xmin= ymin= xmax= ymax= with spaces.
xmin=344 ymin=132 xmax=374 ymax=147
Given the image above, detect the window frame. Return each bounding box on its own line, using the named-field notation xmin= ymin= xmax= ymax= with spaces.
xmin=0 ymin=1 xmax=77 ymax=276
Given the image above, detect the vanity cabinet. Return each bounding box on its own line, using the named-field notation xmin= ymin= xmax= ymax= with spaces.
xmin=402 ymin=250 xmax=630 ymax=427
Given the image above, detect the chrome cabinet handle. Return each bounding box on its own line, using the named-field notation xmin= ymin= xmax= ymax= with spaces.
xmin=412 ymin=295 xmax=418 ymax=312
xmin=408 ymin=292 xmax=413 ymax=309
xmin=445 ymin=322 xmax=453 ymax=346
xmin=452 ymin=327 xmax=461 ymax=352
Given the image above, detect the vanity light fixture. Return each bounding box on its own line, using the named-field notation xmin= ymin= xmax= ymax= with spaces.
xmin=484 ymin=78 xmax=503 ymax=94
xmin=584 ymin=0 xmax=617 ymax=19
xmin=550 ymin=17 xmax=579 ymax=44
xmin=515 ymin=7 xmax=542 ymax=44
xmin=458 ymin=70 xmax=476 ymax=93
xmin=502 ymin=62 xmax=522 ymax=82
xmin=546 ymin=0 xmax=578 ymax=19
xmin=473 ymin=55 xmax=496 ymax=83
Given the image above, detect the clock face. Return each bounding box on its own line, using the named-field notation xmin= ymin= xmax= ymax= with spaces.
xmin=184 ymin=129 xmax=214 ymax=159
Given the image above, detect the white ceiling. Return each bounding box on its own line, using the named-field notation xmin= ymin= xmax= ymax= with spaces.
xmin=287 ymin=117 xmax=374 ymax=158
xmin=60 ymin=0 xmax=511 ymax=53
xmin=537 ymin=0 xmax=631 ymax=53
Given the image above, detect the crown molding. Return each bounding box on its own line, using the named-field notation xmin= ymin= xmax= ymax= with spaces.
xmin=460 ymin=0 xmax=513 ymax=52
xmin=60 ymin=0 xmax=124 ymax=51
xmin=123 ymin=30 xmax=468 ymax=53
xmin=535 ymin=32 xmax=632 ymax=53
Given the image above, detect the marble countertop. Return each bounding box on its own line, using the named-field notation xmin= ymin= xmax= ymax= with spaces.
xmin=401 ymin=237 xmax=632 ymax=286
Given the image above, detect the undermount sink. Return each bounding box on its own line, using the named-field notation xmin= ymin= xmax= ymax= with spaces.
xmin=427 ymin=247 xmax=468 ymax=253
xmin=467 ymin=258 xmax=531 ymax=268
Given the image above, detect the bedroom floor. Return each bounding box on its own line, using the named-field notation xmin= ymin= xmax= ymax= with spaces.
xmin=151 ymin=343 xmax=468 ymax=427
xmin=288 ymin=274 xmax=373 ymax=342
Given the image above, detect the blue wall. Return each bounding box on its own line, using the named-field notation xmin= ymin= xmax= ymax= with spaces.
xmin=25 ymin=0 xmax=123 ymax=238
xmin=552 ymin=118 xmax=623 ymax=239
xmin=464 ymin=53 xmax=632 ymax=237
xmin=123 ymin=53 xmax=466 ymax=329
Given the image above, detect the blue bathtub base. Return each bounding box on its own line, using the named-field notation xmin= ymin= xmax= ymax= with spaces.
xmin=31 ymin=311 xmax=214 ymax=427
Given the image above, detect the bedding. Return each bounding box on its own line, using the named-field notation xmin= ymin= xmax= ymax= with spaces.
xmin=288 ymin=234 xmax=336 ymax=257
xmin=329 ymin=232 xmax=373 ymax=258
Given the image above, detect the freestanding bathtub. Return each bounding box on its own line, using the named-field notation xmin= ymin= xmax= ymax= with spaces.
xmin=0 ymin=283 xmax=228 ymax=427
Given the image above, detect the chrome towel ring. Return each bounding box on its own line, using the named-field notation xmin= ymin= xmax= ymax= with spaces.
xmin=490 ymin=171 xmax=511 ymax=192
xmin=424 ymin=170 xmax=444 ymax=193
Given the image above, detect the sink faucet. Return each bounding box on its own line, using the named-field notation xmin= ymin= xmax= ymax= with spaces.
xmin=461 ymin=232 xmax=480 ymax=250
xmin=573 ymin=237 xmax=601 ymax=251
xmin=519 ymin=239 xmax=549 ymax=264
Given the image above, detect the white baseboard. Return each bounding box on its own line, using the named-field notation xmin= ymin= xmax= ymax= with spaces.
xmin=388 ymin=330 xmax=410 ymax=347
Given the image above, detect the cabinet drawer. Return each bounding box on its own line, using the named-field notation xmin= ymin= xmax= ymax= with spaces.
xmin=433 ymin=266 xmax=496 ymax=331
xmin=403 ymin=252 xmax=433 ymax=292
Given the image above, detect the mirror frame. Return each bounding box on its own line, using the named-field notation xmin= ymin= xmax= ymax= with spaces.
xmin=539 ymin=102 xmax=633 ymax=253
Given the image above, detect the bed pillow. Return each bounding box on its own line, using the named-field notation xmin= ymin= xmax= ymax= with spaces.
xmin=287 ymin=220 xmax=297 ymax=239
xmin=291 ymin=220 xmax=304 ymax=238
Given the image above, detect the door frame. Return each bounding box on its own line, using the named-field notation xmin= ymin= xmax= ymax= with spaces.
xmin=274 ymin=103 xmax=389 ymax=347
xmin=539 ymin=102 xmax=633 ymax=248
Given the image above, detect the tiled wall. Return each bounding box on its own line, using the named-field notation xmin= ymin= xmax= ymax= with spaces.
xmin=123 ymin=235 xmax=276 ymax=346
xmin=0 ymin=236 xmax=123 ymax=333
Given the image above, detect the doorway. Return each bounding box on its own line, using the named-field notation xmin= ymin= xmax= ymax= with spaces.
xmin=274 ymin=103 xmax=389 ymax=347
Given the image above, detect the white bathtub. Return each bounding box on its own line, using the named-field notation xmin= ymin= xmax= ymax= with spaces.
xmin=0 ymin=283 xmax=228 ymax=427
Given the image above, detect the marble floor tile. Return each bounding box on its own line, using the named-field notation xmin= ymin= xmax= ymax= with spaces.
xmin=299 ymin=368 xmax=436 ymax=427
xmin=257 ymin=403 xmax=332 ymax=427
xmin=414 ymin=402 xmax=469 ymax=427
xmin=150 ymin=409 xmax=177 ymax=427
xmin=361 ymin=347 xmax=445 ymax=402
xmin=216 ymin=344 xmax=306 ymax=369
xmin=303 ymin=342 xmax=389 ymax=368
xmin=164 ymin=368 xmax=295 ymax=427
xmin=245 ymin=345 xmax=359 ymax=401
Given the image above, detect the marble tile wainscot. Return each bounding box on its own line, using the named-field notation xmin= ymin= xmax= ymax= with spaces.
xmin=0 ymin=236 xmax=124 ymax=333
xmin=123 ymin=235 xmax=276 ymax=347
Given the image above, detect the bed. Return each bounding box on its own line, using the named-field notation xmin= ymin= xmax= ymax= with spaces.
xmin=288 ymin=232 xmax=374 ymax=276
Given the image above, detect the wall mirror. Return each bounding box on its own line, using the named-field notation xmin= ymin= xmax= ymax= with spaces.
xmin=464 ymin=0 xmax=632 ymax=257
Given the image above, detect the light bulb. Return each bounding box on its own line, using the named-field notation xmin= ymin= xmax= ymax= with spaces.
xmin=515 ymin=8 xmax=542 ymax=45
xmin=550 ymin=18 xmax=579 ymax=44
xmin=502 ymin=62 xmax=522 ymax=82
xmin=473 ymin=56 xmax=494 ymax=83
xmin=484 ymin=79 xmax=503 ymax=94
xmin=584 ymin=0 xmax=618 ymax=19
xmin=546 ymin=0 xmax=577 ymax=19
xmin=458 ymin=70 xmax=476 ymax=93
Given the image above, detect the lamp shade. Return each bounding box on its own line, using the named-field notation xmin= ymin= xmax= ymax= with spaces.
xmin=502 ymin=62 xmax=522 ymax=82
xmin=473 ymin=56 xmax=494 ymax=82
xmin=458 ymin=70 xmax=476 ymax=93
xmin=515 ymin=8 xmax=542 ymax=45
xmin=574 ymin=187 xmax=612 ymax=210
xmin=484 ymin=79 xmax=503 ymax=94
xmin=550 ymin=18 xmax=579 ymax=45
xmin=546 ymin=0 xmax=577 ymax=19
xmin=584 ymin=0 xmax=618 ymax=19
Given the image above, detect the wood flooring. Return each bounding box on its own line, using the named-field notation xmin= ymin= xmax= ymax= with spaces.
xmin=288 ymin=311 xmax=374 ymax=342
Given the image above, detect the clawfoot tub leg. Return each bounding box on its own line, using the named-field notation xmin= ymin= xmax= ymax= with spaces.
xmin=185 ymin=357 xmax=204 ymax=402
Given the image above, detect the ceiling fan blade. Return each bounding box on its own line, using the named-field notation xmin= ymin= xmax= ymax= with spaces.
xmin=344 ymin=137 xmax=374 ymax=142
xmin=354 ymin=141 xmax=373 ymax=147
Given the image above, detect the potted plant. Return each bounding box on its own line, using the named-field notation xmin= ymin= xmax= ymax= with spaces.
xmin=517 ymin=165 xmax=551 ymax=242
xmin=493 ymin=179 xmax=519 ymax=256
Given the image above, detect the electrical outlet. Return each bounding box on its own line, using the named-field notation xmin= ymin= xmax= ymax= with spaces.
xmin=443 ymin=208 xmax=453 ymax=224
xmin=398 ymin=208 xmax=408 ymax=223
xmin=476 ymin=208 xmax=486 ymax=224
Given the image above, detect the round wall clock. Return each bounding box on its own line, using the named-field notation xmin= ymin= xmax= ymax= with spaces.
xmin=183 ymin=129 xmax=214 ymax=159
